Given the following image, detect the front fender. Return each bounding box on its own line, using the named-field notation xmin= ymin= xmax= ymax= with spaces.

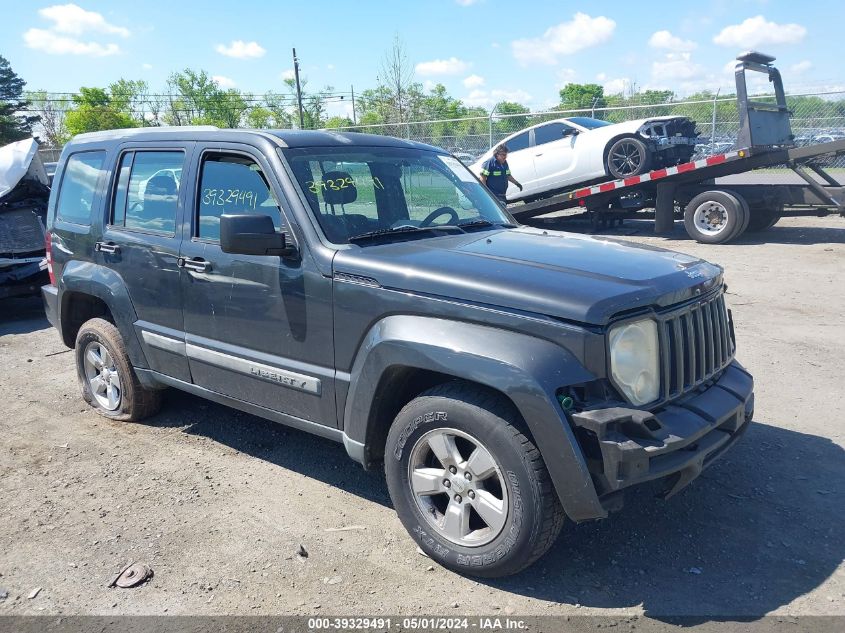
xmin=59 ymin=260 xmax=149 ymax=370
xmin=343 ymin=315 xmax=608 ymax=521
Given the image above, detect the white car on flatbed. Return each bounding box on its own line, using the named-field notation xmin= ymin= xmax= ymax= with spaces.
xmin=471 ymin=116 xmax=701 ymax=202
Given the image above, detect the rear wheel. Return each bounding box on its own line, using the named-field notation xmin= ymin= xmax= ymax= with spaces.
xmin=75 ymin=318 xmax=162 ymax=421
xmin=606 ymin=137 xmax=652 ymax=179
xmin=746 ymin=205 xmax=783 ymax=232
xmin=385 ymin=382 xmax=564 ymax=578
xmin=683 ymin=190 xmax=745 ymax=244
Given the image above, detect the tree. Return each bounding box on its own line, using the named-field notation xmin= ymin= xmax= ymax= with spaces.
xmin=0 ymin=55 xmax=39 ymax=144
xmin=108 ymin=79 xmax=150 ymax=123
xmin=323 ymin=116 xmax=354 ymax=129
xmin=26 ymin=90 xmax=70 ymax=147
xmin=64 ymin=87 xmax=136 ymax=136
xmin=559 ymin=83 xmax=606 ymax=112
xmin=494 ymin=101 xmax=530 ymax=136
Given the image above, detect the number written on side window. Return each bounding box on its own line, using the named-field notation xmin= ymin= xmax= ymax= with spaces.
xmin=197 ymin=155 xmax=282 ymax=241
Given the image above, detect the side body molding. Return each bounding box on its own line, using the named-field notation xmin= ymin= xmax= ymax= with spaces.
xmin=342 ymin=315 xmax=608 ymax=522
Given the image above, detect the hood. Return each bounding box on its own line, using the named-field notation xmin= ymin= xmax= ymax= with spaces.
xmin=332 ymin=227 xmax=723 ymax=326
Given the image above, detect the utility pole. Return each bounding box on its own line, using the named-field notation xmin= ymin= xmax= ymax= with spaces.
xmin=351 ymin=84 xmax=357 ymax=125
xmin=292 ymin=48 xmax=305 ymax=129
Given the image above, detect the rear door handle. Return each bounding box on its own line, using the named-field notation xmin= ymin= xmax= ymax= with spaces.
xmin=94 ymin=242 xmax=120 ymax=254
xmin=177 ymin=257 xmax=212 ymax=273
xmin=535 ymin=153 xmax=543 ymax=157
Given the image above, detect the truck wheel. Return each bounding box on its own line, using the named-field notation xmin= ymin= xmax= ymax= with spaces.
xmin=385 ymin=382 xmax=565 ymax=578
xmin=75 ymin=318 xmax=162 ymax=421
xmin=606 ymin=137 xmax=652 ymax=179
xmin=746 ymin=206 xmax=782 ymax=232
xmin=683 ymin=191 xmax=746 ymax=244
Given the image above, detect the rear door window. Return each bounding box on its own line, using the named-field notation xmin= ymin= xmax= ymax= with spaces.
xmin=56 ymin=151 xmax=106 ymax=225
xmin=111 ymin=151 xmax=184 ymax=234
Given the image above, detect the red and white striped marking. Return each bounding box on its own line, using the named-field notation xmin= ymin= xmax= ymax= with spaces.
xmin=570 ymin=149 xmax=749 ymax=200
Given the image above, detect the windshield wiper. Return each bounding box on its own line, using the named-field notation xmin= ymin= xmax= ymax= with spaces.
xmin=456 ymin=219 xmax=517 ymax=229
xmin=348 ymin=224 xmax=463 ymax=244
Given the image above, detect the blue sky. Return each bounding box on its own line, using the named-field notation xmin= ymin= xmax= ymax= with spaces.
xmin=4 ymin=0 xmax=843 ymax=116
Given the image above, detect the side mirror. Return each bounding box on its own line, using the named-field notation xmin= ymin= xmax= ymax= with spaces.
xmin=220 ymin=214 xmax=296 ymax=257
xmin=562 ymin=128 xmax=579 ymax=137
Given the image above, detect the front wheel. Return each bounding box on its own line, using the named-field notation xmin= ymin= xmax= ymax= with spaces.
xmin=385 ymin=382 xmax=565 ymax=578
xmin=606 ymin=136 xmax=652 ymax=179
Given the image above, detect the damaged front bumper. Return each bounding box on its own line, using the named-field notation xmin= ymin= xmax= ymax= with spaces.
xmin=571 ymin=362 xmax=753 ymax=507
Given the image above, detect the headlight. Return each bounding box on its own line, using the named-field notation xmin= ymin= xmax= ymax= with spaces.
xmin=609 ymin=319 xmax=660 ymax=406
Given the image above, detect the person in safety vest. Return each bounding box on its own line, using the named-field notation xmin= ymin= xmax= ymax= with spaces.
xmin=479 ymin=143 xmax=523 ymax=204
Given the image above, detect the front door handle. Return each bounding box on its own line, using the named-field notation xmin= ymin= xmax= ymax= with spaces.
xmin=94 ymin=241 xmax=120 ymax=254
xmin=177 ymin=257 xmax=212 ymax=273
xmin=535 ymin=153 xmax=544 ymax=157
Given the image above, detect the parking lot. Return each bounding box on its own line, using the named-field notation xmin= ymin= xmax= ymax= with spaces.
xmin=0 ymin=215 xmax=843 ymax=618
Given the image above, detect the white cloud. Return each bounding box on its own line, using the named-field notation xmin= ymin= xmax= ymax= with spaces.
xmin=463 ymin=74 xmax=485 ymax=88
xmin=212 ymin=75 xmax=236 ymax=88
xmin=713 ymin=15 xmax=806 ymax=48
xmin=422 ymin=80 xmax=437 ymax=92
xmin=596 ymin=72 xmax=607 ymax=82
xmin=455 ymin=0 xmax=481 ymax=5
xmin=511 ymin=13 xmax=616 ymax=65
xmin=24 ymin=4 xmax=128 ymax=57
xmin=557 ymin=68 xmax=577 ymax=84
xmin=790 ymin=60 xmax=813 ymax=74
xmin=326 ymin=64 xmax=335 ymax=70
xmin=463 ymin=88 xmax=533 ymax=110
xmin=215 ymin=40 xmax=266 ymax=59
xmin=38 ymin=4 xmax=129 ymax=37
xmin=142 ymin=63 xmax=152 ymax=70
xmin=415 ymin=57 xmax=471 ymax=76
xmin=652 ymin=52 xmax=706 ymax=82
xmin=603 ymin=77 xmax=632 ymax=95
xmin=648 ymin=30 xmax=697 ymax=52
xmin=23 ymin=28 xmax=120 ymax=56
xmin=280 ymin=69 xmax=296 ymax=81
xmin=325 ymin=99 xmax=354 ymax=119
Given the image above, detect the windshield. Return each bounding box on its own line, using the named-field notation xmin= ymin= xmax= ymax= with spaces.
xmin=566 ymin=117 xmax=612 ymax=129
xmin=280 ymin=146 xmax=512 ymax=244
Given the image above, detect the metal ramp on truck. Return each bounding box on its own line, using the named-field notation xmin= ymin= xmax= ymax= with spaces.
xmin=507 ymin=52 xmax=845 ymax=244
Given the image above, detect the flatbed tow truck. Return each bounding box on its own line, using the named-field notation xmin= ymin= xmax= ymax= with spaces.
xmin=509 ymin=52 xmax=845 ymax=244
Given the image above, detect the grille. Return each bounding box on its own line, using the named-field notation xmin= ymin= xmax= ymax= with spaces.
xmin=659 ymin=290 xmax=734 ymax=401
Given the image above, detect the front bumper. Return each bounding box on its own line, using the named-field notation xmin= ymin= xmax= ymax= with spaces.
xmin=571 ymin=361 xmax=753 ymax=504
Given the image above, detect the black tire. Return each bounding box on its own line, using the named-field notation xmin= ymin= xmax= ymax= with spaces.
xmin=385 ymin=381 xmax=565 ymax=578
xmin=75 ymin=318 xmax=162 ymax=421
xmin=724 ymin=190 xmax=750 ymax=240
xmin=683 ymin=190 xmax=745 ymax=244
xmin=746 ymin=206 xmax=782 ymax=232
xmin=606 ymin=136 xmax=652 ymax=179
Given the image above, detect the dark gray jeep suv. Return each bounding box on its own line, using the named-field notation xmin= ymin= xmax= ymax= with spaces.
xmin=42 ymin=127 xmax=754 ymax=577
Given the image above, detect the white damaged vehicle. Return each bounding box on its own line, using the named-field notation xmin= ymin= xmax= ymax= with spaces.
xmin=0 ymin=138 xmax=51 ymax=299
xmin=471 ymin=116 xmax=701 ymax=202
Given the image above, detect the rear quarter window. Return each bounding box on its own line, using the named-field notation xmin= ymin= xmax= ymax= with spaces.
xmin=55 ymin=151 xmax=107 ymax=225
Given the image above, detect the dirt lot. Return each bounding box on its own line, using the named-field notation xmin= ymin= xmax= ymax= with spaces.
xmin=0 ymin=216 xmax=843 ymax=618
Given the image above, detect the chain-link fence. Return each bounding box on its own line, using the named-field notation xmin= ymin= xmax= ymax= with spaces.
xmin=332 ymin=91 xmax=845 ymax=169
xmin=33 ymin=89 xmax=845 ymax=173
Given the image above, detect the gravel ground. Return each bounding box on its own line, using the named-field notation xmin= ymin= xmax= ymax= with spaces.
xmin=0 ymin=215 xmax=843 ymax=618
